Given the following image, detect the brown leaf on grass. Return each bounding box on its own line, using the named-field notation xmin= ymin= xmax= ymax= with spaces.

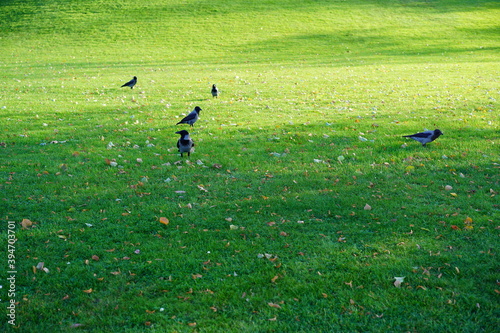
xmin=192 ymin=273 xmax=203 ymax=279
xmin=210 ymin=306 xmax=218 ymax=312
xmin=364 ymin=204 xmax=372 ymax=210
xmin=268 ymin=316 xmax=277 ymax=321
xmin=271 ymin=275 xmax=279 ymax=283
xmin=188 ymin=322 xmax=197 ymax=327
xmin=91 ymin=255 xmax=99 ymax=261
xmin=83 ymin=288 xmax=93 ymax=293
xmin=21 ymin=218 xmax=33 ymax=229
xmin=159 ymin=217 xmax=169 ymax=225
xmin=268 ymin=302 xmax=281 ymax=309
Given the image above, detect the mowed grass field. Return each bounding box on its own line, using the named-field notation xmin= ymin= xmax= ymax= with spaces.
xmin=1 ymin=0 xmax=499 ymax=331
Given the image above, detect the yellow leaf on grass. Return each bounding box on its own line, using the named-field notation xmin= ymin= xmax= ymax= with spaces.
xmin=83 ymin=288 xmax=93 ymax=293
xmin=464 ymin=216 xmax=473 ymax=224
xmin=159 ymin=217 xmax=169 ymax=225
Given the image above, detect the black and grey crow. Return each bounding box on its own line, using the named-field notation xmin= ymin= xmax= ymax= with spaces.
xmin=211 ymin=84 xmax=219 ymax=98
xmin=176 ymin=130 xmax=194 ymax=157
xmin=121 ymin=76 xmax=137 ymax=89
xmin=403 ymin=129 xmax=443 ymax=146
xmin=176 ymin=106 xmax=202 ymax=127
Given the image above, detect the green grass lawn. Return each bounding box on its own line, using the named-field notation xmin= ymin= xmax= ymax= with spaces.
xmin=1 ymin=0 xmax=499 ymax=331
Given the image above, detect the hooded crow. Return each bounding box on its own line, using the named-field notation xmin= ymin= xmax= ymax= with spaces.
xmin=403 ymin=129 xmax=443 ymax=146
xmin=175 ymin=130 xmax=194 ymax=157
xmin=176 ymin=106 xmax=202 ymax=127
xmin=211 ymin=84 xmax=219 ymax=98
xmin=121 ymin=76 xmax=137 ymax=89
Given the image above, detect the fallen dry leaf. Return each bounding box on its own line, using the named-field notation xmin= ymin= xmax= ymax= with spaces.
xmin=21 ymin=218 xmax=33 ymax=229
xmin=364 ymin=204 xmax=372 ymax=211
xmin=394 ymin=276 xmax=405 ymax=288
xmin=268 ymin=302 xmax=281 ymax=309
xmin=159 ymin=217 xmax=169 ymax=225
xmin=83 ymin=288 xmax=93 ymax=294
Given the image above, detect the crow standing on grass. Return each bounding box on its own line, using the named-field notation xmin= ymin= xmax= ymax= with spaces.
xmin=403 ymin=129 xmax=443 ymax=146
xmin=176 ymin=130 xmax=195 ymax=157
xmin=121 ymin=76 xmax=137 ymax=89
xmin=211 ymin=84 xmax=219 ymax=98
xmin=176 ymin=106 xmax=202 ymax=127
